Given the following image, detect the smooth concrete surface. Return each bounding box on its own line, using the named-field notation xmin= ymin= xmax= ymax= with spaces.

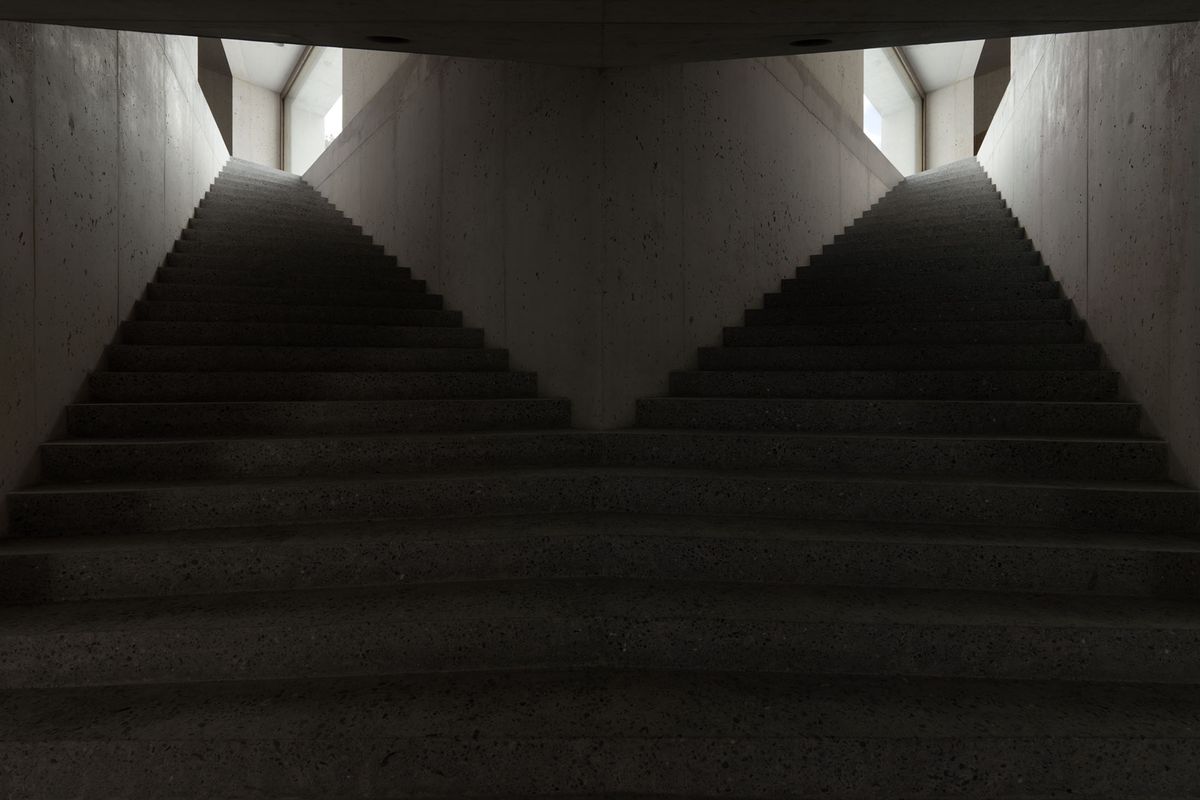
xmin=307 ymin=54 xmax=901 ymax=427
xmin=977 ymin=24 xmax=1200 ymax=486
xmin=927 ymin=77 xmax=975 ymax=168
xmin=0 ymin=23 xmax=228 ymax=532
xmin=343 ymin=49 xmax=408 ymax=125
xmin=5 ymin=1 xmax=1200 ymax=67
xmin=232 ymin=77 xmax=280 ymax=168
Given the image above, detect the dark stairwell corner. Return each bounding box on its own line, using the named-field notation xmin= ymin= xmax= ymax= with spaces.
xmin=1 ymin=156 xmax=1200 ymax=797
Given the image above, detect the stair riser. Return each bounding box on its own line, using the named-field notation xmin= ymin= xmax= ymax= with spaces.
xmin=40 ymin=433 xmax=1166 ymax=483
xmin=835 ymin=226 xmax=1025 ymax=247
xmin=724 ymin=320 xmax=1083 ymax=346
xmin=66 ymin=399 xmax=571 ymax=438
xmin=164 ymin=251 xmax=398 ymax=271
xmin=857 ymin=207 xmax=1013 ymax=227
xmin=191 ymin=206 xmax=347 ymax=225
xmin=769 ymin=282 xmax=1060 ymax=306
xmin=187 ymin=217 xmax=361 ymax=236
xmin=3 ymin=601 xmax=1200 ymax=687
xmin=822 ymin=239 xmax=1032 ymax=259
xmin=180 ymin=228 xmax=370 ymax=246
xmin=698 ymin=344 xmax=1101 ymax=371
xmin=3 ymin=737 xmax=1196 ymax=799
xmin=10 ymin=472 xmax=1195 ymax=536
xmin=118 ymin=321 xmax=485 ymax=348
xmin=794 ymin=264 xmax=1049 ymax=283
xmin=635 ymin=398 xmax=1142 ymax=436
xmin=157 ymin=266 xmax=418 ymax=291
xmin=88 ymin=373 xmax=538 ymax=403
xmin=174 ymin=240 xmax=384 ymax=256
xmin=106 ymin=345 xmax=510 ymax=373
xmin=862 ymin=200 xmax=1008 ymax=221
xmin=808 ymin=252 xmax=1042 ymax=270
xmin=669 ymin=371 xmax=1118 ymax=401
xmin=145 ymin=284 xmax=441 ymax=309
xmin=747 ymin=300 xmax=1069 ymax=325
xmin=201 ymin=186 xmax=334 ymax=207
xmin=3 ymin=522 xmax=1191 ymax=604
xmin=134 ymin=301 xmax=462 ymax=327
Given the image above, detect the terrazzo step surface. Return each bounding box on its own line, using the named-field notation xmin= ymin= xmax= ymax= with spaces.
xmin=106 ymin=343 xmax=512 ymax=372
xmin=38 ymin=430 xmax=1167 ymax=483
xmin=4 ymin=514 xmax=1198 ymax=603
xmin=636 ymin=396 xmax=1144 ymax=435
xmin=9 ymin=469 xmax=1195 ymax=534
xmin=4 ymin=156 xmax=1197 ymax=798
xmin=4 ymin=671 xmax=1199 ymax=799
xmin=697 ymin=342 xmax=1101 ymax=370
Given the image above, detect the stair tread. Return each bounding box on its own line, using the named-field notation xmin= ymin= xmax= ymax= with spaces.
xmin=14 ymin=466 xmax=1193 ymax=495
xmin=4 ymin=669 xmax=1200 ymax=741
xmin=2 ymin=576 xmax=1200 ymax=636
xmin=3 ymin=512 xmax=1197 ymax=558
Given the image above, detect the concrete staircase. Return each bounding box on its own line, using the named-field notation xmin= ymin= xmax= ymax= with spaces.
xmin=3 ymin=156 xmax=1200 ymax=797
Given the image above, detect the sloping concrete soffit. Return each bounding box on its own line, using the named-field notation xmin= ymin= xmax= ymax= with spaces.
xmin=3 ymin=1 xmax=1199 ymax=66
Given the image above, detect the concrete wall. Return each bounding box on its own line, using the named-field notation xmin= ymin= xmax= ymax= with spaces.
xmin=927 ymin=77 xmax=974 ymax=168
xmin=233 ymin=77 xmax=281 ymax=168
xmin=0 ymin=23 xmax=228 ymax=530
xmin=796 ymin=52 xmax=865 ymax=127
xmin=343 ymin=49 xmax=408 ymax=124
xmin=978 ymin=25 xmax=1200 ymax=485
xmin=307 ymin=54 xmax=901 ymax=428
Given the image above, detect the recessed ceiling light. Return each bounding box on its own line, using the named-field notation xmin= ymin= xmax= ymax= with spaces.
xmin=791 ymin=38 xmax=834 ymax=48
xmin=367 ymin=35 xmax=410 ymax=44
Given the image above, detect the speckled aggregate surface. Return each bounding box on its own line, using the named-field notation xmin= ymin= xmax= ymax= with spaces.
xmin=2 ymin=156 xmax=1200 ymax=796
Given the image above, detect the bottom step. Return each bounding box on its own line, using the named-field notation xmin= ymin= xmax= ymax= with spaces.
xmin=1 ymin=670 xmax=1197 ymax=798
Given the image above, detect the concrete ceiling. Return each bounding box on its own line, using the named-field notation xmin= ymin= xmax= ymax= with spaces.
xmin=4 ymin=2 xmax=1199 ymax=67
xmin=902 ymin=40 xmax=986 ymax=92
xmin=221 ymin=39 xmax=306 ymax=92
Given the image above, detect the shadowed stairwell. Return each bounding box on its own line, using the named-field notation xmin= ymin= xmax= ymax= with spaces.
xmin=1 ymin=156 xmax=1199 ymax=797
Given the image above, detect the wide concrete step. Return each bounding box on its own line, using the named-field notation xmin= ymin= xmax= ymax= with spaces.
xmin=179 ymin=226 xmax=371 ymax=247
xmin=87 ymin=371 xmax=538 ymax=402
xmin=2 ymin=670 xmax=1196 ymax=798
xmin=119 ymin=320 xmax=486 ymax=347
xmin=201 ymin=185 xmax=335 ymax=208
xmin=173 ymin=238 xmax=384 ymax=257
xmin=134 ymin=299 xmax=461 ymax=327
xmin=777 ymin=276 xmax=1058 ymax=304
xmin=856 ymin=205 xmax=1013 ymax=227
xmin=635 ymin=397 xmax=1142 ymax=436
xmin=747 ymin=298 xmax=1069 ymax=325
xmin=669 ymin=369 xmax=1117 ymax=401
xmin=3 ymin=513 xmax=1196 ymax=604
xmin=66 ymin=398 xmax=572 ymax=437
xmin=862 ymin=197 xmax=1006 ymax=220
xmin=834 ymin=221 xmax=1025 ymax=246
xmin=186 ymin=216 xmax=362 ymax=236
xmin=157 ymin=263 xmax=417 ymax=290
xmin=39 ymin=430 xmax=1166 ymax=484
xmin=821 ymin=237 xmax=1032 ymax=260
xmin=808 ymin=249 xmax=1041 ymax=270
xmin=191 ymin=204 xmax=348 ymax=225
xmin=163 ymin=250 xmax=398 ymax=271
xmin=9 ymin=468 xmax=1195 ymax=535
xmin=724 ymin=319 xmax=1084 ymax=346
xmin=698 ymin=343 xmax=1101 ymax=371
xmin=793 ymin=263 xmax=1049 ymax=286
xmin=145 ymin=282 xmax=441 ymax=309
xmin=2 ymin=578 xmax=1200 ymax=687
xmin=106 ymin=344 xmax=511 ymax=373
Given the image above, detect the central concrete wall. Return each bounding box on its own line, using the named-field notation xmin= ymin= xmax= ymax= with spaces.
xmin=978 ymin=25 xmax=1200 ymax=484
xmin=307 ymin=54 xmax=900 ymax=427
xmin=0 ymin=23 xmax=229 ymax=530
